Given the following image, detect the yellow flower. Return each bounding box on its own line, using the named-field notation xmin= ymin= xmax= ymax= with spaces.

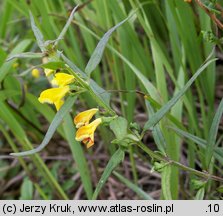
xmin=75 ymin=118 xmax=102 ymax=148
xmin=31 ymin=68 xmax=40 ymax=78
xmin=74 ymin=108 xmax=99 ymax=128
xmin=51 ymin=73 xmax=75 ymax=87
xmin=44 ymin=68 xmax=54 ymax=76
xmin=38 ymin=86 xmax=69 ymax=110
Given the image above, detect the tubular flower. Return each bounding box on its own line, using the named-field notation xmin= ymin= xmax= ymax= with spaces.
xmin=38 ymin=86 xmax=70 ymax=110
xmin=75 ymin=118 xmax=102 ymax=148
xmin=74 ymin=108 xmax=99 ymax=128
xmin=51 ymin=72 xmax=75 ymax=87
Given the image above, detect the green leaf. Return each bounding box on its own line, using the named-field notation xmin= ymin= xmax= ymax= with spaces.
xmin=41 ymin=61 xmax=65 ymax=70
xmin=29 ymin=11 xmax=45 ymax=52
xmin=55 ymin=5 xmax=79 ymax=46
xmin=145 ymin=96 xmax=185 ymax=130
xmin=0 ymin=90 xmax=20 ymax=101
xmin=92 ymin=148 xmax=125 ymax=199
xmin=191 ymin=179 xmax=206 ymax=190
xmin=113 ymin=171 xmax=153 ymax=200
xmin=143 ymin=58 xmax=217 ymax=132
xmin=6 ymin=52 xmax=42 ymax=62
xmin=217 ymin=185 xmax=223 ymax=193
xmin=0 ymin=102 xmax=27 ymax=140
xmin=145 ymin=101 xmax=166 ymax=154
xmin=170 ymin=126 xmax=223 ymax=164
xmin=206 ymin=98 xmax=223 ymax=168
xmin=10 ymin=96 xmax=76 ymax=156
xmin=109 ymin=117 xmax=128 ymax=140
xmin=169 ymin=127 xmax=207 ymax=147
xmin=20 ymin=177 xmax=33 ymax=200
xmin=161 ymin=165 xmax=172 ymax=200
xmin=85 ymin=16 xmax=129 ymax=76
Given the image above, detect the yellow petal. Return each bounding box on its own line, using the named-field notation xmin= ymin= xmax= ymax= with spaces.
xmin=31 ymin=68 xmax=40 ymax=78
xmin=83 ymin=138 xmax=94 ymax=148
xmin=75 ymin=118 xmax=102 ymax=147
xmin=51 ymin=73 xmax=75 ymax=87
xmin=38 ymin=86 xmax=69 ymax=110
xmin=54 ymin=100 xmax=64 ymax=111
xmin=74 ymin=108 xmax=99 ymax=128
xmin=44 ymin=68 xmax=54 ymax=76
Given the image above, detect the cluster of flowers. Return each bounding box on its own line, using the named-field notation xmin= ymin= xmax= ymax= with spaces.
xmin=37 ymin=63 xmax=101 ymax=148
xmin=38 ymin=65 xmax=75 ymax=110
xmin=74 ymin=108 xmax=102 ymax=148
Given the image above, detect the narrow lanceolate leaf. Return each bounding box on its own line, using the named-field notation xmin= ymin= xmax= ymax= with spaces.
xmin=146 ymin=101 xmax=166 ymax=154
xmin=6 ymin=52 xmax=42 ymax=62
xmin=29 ymin=11 xmax=45 ymax=52
xmin=169 ymin=127 xmax=207 ymax=147
xmin=170 ymin=126 xmax=223 ymax=163
xmin=92 ymin=148 xmax=125 ymax=200
xmin=113 ymin=171 xmax=153 ymax=200
xmin=85 ymin=16 xmax=129 ymax=76
xmin=10 ymin=96 xmax=76 ymax=156
xmin=55 ymin=5 xmax=79 ymax=46
xmin=143 ymin=58 xmax=217 ymax=132
xmin=206 ymin=98 xmax=223 ymax=168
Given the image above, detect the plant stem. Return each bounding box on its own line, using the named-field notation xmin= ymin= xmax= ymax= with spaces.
xmin=137 ymin=141 xmax=223 ymax=183
xmin=65 ymin=62 xmax=116 ymax=116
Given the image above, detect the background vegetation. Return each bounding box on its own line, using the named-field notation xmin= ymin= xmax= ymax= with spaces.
xmin=0 ymin=0 xmax=222 ymax=200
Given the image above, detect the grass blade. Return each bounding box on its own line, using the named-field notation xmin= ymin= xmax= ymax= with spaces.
xmin=145 ymin=101 xmax=166 ymax=154
xmin=143 ymin=58 xmax=217 ymax=132
xmin=206 ymin=98 xmax=223 ymax=168
xmin=170 ymin=127 xmax=207 ymax=147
